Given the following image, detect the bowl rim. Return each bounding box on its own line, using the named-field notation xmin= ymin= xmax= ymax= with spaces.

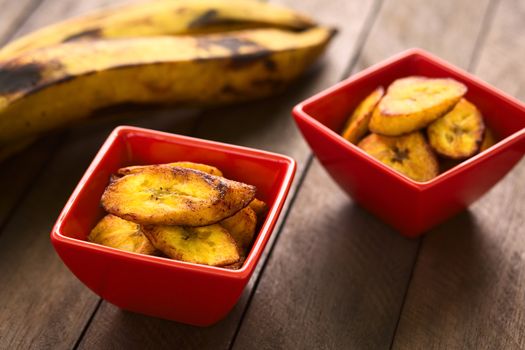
xmin=293 ymin=48 xmax=525 ymax=191
xmin=51 ymin=125 xmax=296 ymax=280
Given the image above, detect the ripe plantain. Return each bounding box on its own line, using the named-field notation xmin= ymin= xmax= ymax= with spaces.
xmin=101 ymin=165 xmax=256 ymax=226
xmin=428 ymin=98 xmax=485 ymax=159
xmin=0 ymin=0 xmax=316 ymax=60
xmin=142 ymin=224 xmax=240 ymax=266
xmin=369 ymin=76 xmax=467 ymax=136
xmin=220 ymin=206 xmax=257 ymax=254
xmin=118 ymin=161 xmax=223 ymax=177
xmin=88 ymin=214 xmax=157 ymax=255
xmin=0 ymin=27 xmax=334 ymax=148
xmin=358 ymin=132 xmax=439 ymax=182
xmin=341 ymin=86 xmax=384 ymax=144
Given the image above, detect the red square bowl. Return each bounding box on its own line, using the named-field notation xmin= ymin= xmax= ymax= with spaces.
xmin=51 ymin=126 xmax=295 ymax=326
xmin=293 ymin=48 xmax=525 ymax=237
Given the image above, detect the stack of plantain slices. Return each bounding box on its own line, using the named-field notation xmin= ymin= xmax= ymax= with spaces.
xmin=0 ymin=0 xmax=336 ymax=160
xmin=340 ymin=76 xmax=497 ymax=182
xmin=88 ymin=161 xmax=268 ymax=269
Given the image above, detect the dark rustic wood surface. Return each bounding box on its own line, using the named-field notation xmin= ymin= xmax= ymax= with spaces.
xmin=0 ymin=0 xmax=523 ymax=349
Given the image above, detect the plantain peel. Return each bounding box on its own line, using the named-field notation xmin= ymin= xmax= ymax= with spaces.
xmin=143 ymin=224 xmax=240 ymax=266
xmin=341 ymin=86 xmax=384 ymax=144
xmin=118 ymin=161 xmax=223 ymax=177
xmin=0 ymin=27 xmax=335 ymax=147
xmin=358 ymin=132 xmax=439 ymax=182
xmin=428 ymin=98 xmax=485 ymax=159
xmin=0 ymin=0 xmax=316 ymax=60
xmin=88 ymin=214 xmax=156 ymax=255
xmin=101 ymin=165 xmax=256 ymax=226
xmin=369 ymin=76 xmax=467 ymax=136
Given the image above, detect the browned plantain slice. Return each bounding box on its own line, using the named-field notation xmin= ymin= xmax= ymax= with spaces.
xmin=341 ymin=86 xmax=384 ymax=144
xmin=480 ymin=127 xmax=497 ymax=152
xmin=102 ymin=165 xmax=256 ymax=226
xmin=428 ymin=98 xmax=485 ymax=159
xmin=358 ymin=131 xmax=439 ymax=182
xmin=88 ymin=214 xmax=156 ymax=254
xmin=142 ymin=224 xmax=240 ymax=266
xmin=248 ymin=198 xmax=269 ymax=221
xmin=220 ymin=206 xmax=257 ymax=254
xmin=369 ymin=76 xmax=467 ymax=135
xmin=118 ymin=161 xmax=223 ymax=177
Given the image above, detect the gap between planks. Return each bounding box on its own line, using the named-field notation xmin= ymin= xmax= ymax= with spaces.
xmin=467 ymin=0 xmax=502 ymax=72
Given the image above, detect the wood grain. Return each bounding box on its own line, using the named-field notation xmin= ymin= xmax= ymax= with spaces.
xmin=392 ymin=0 xmax=525 ymax=348
xmin=232 ymin=0 xmax=494 ymax=349
xmin=0 ymin=0 xmax=129 ymax=228
xmin=0 ymin=0 xmax=50 ymax=226
xmin=354 ymin=0 xmax=492 ymax=71
xmin=0 ymin=1 xmax=192 ymax=349
xmin=76 ymin=0 xmax=378 ymax=349
xmin=1 ymin=0 xmax=522 ymax=349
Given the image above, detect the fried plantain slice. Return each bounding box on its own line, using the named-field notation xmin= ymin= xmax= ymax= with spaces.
xmin=220 ymin=206 xmax=257 ymax=254
xmin=248 ymin=198 xmax=269 ymax=221
xmin=88 ymin=214 xmax=156 ymax=255
xmin=341 ymin=86 xmax=384 ymax=144
xmin=142 ymin=224 xmax=240 ymax=266
xmin=358 ymin=131 xmax=439 ymax=182
xmin=102 ymin=165 xmax=256 ymax=226
xmin=480 ymin=127 xmax=497 ymax=152
xmin=427 ymin=99 xmax=485 ymax=159
xmin=118 ymin=161 xmax=223 ymax=177
xmin=369 ymin=76 xmax=467 ymax=136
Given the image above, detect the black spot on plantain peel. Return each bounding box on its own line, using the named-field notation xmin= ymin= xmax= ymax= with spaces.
xmin=0 ymin=62 xmax=44 ymax=95
xmin=62 ymin=28 xmax=102 ymax=42
xmin=197 ymin=36 xmax=274 ymax=68
xmin=188 ymin=9 xmax=220 ymax=29
xmin=196 ymin=36 xmax=261 ymax=53
xmin=229 ymin=50 xmax=272 ymax=68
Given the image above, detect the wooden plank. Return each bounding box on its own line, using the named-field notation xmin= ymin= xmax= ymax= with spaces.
xmin=76 ymin=0 xmax=378 ymax=348
xmin=392 ymin=0 xmax=525 ymax=348
xmin=232 ymin=0 xmax=494 ymax=348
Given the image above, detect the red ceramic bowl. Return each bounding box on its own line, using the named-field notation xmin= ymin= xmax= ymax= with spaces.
xmin=51 ymin=126 xmax=295 ymax=326
xmin=293 ymin=48 xmax=525 ymax=238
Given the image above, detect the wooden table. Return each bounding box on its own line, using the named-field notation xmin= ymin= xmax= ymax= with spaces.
xmin=1 ymin=0 xmax=524 ymax=348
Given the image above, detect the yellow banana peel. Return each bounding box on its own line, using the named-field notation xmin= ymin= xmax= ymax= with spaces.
xmin=0 ymin=0 xmax=315 ymax=60
xmin=0 ymin=27 xmax=335 ymax=147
